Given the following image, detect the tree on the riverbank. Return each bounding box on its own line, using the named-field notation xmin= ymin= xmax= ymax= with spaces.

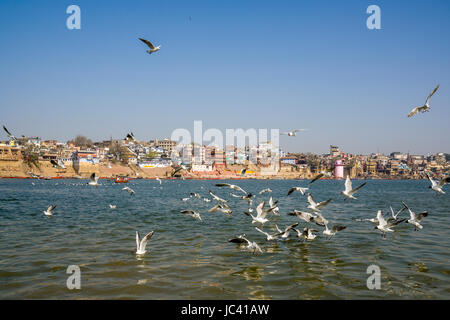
xmin=68 ymin=135 xmax=94 ymax=149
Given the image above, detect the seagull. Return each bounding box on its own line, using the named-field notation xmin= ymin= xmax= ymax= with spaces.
xmin=109 ymin=204 xmax=117 ymax=209
xmin=307 ymin=193 xmax=332 ymax=212
xmin=408 ymin=84 xmax=439 ymax=117
xmin=50 ymin=159 xmax=65 ymax=169
xmin=231 ymin=193 xmax=254 ymax=205
xmin=87 ymin=173 xmax=99 ymax=186
xmin=254 ymin=227 xmax=278 ymax=241
xmin=280 ymin=129 xmax=307 ymax=136
xmin=215 ymin=183 xmax=247 ymax=194
xmin=341 ymin=176 xmax=366 ymax=200
xmin=240 ymin=168 xmax=247 ymax=175
xmin=122 ymin=186 xmax=135 ymax=195
xmin=139 ymin=38 xmax=161 ymax=54
xmin=288 ymin=210 xmax=327 ymax=226
xmin=287 ymin=187 xmax=309 ymax=196
xmin=275 ymin=223 xmax=299 ymax=239
xmin=228 ymin=234 xmax=263 ymax=254
xmin=209 ymin=190 xmax=227 ymax=203
xmin=209 ymin=203 xmax=232 ymax=215
xmin=387 ymin=204 xmax=408 ymax=223
xmin=155 ymin=176 xmax=162 ymax=185
xmin=243 ymin=201 xmax=270 ymax=226
xmin=294 ymin=227 xmax=319 ymax=241
xmin=259 ymin=188 xmax=272 ymax=194
xmin=402 ymin=202 xmax=428 ymax=231
xmin=43 ymin=205 xmax=56 ymax=216
xmin=374 ymin=210 xmax=405 ymax=238
xmin=135 ymin=231 xmax=155 ymax=255
xmin=2 ymin=125 xmax=17 ymax=140
xmin=310 ymin=167 xmax=334 ymax=184
xmin=181 ymin=197 xmax=190 ymax=201
xmin=323 ymin=222 xmax=346 ymax=240
xmin=268 ymin=197 xmax=279 ymax=216
xmin=190 ymin=192 xmax=201 ymax=198
xmin=125 ymin=132 xmax=136 ymax=142
xmin=180 ymin=210 xmax=202 ymax=221
xmin=203 ymin=198 xmax=211 ymax=202
xmin=426 ymin=173 xmax=450 ymax=195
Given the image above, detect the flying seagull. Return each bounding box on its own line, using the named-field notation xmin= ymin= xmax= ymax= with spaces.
xmin=294 ymin=227 xmax=319 ymax=241
xmin=374 ymin=210 xmax=405 ymax=238
xmin=275 ymin=223 xmax=299 ymax=239
xmin=309 ymin=167 xmax=334 ymax=184
xmin=268 ymin=197 xmax=279 ymax=216
xmin=135 ymin=231 xmax=155 ymax=255
xmin=87 ymin=173 xmax=99 ymax=186
xmin=215 ymin=183 xmax=247 ymax=194
xmin=155 ymin=176 xmax=162 ymax=185
xmin=243 ymin=201 xmax=270 ymax=226
xmin=228 ymin=234 xmax=263 ymax=254
xmin=259 ymin=188 xmax=272 ymax=194
xmin=323 ymin=222 xmax=346 ymax=240
xmin=122 ymin=186 xmax=135 ymax=195
xmin=402 ymin=202 xmax=428 ymax=231
xmin=190 ymin=192 xmax=201 ymax=199
xmin=341 ymin=175 xmax=366 ymax=200
xmin=43 ymin=205 xmax=56 ymax=216
xmin=209 ymin=203 xmax=232 ymax=215
xmin=408 ymin=84 xmax=439 ymax=117
xmin=255 ymin=227 xmax=279 ymax=241
xmin=426 ymin=173 xmax=450 ymax=195
xmin=387 ymin=204 xmax=408 ymax=224
xmin=209 ymin=190 xmax=227 ymax=203
xmin=109 ymin=204 xmax=117 ymax=209
xmin=139 ymin=38 xmax=161 ymax=54
xmin=287 ymin=186 xmax=309 ymax=196
xmin=180 ymin=210 xmax=202 ymax=221
xmin=288 ymin=210 xmax=327 ymax=226
xmin=2 ymin=125 xmax=17 ymax=140
xmin=307 ymin=193 xmax=332 ymax=212
xmin=280 ymin=129 xmax=307 ymax=136
xmin=125 ymin=132 xmax=136 ymax=143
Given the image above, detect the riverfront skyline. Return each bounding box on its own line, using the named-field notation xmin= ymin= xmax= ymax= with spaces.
xmin=0 ymin=0 xmax=449 ymax=155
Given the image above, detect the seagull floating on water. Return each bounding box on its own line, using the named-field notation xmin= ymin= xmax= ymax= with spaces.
xmin=135 ymin=230 xmax=155 ymax=255
xmin=408 ymin=84 xmax=439 ymax=117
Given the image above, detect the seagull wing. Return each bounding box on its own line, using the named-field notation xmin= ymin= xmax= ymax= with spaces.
xmin=417 ymin=211 xmax=428 ymax=221
xmin=426 ymin=173 xmax=437 ymax=187
xmin=438 ymin=176 xmax=450 ymax=188
xmin=376 ymin=210 xmax=387 ymax=227
xmin=317 ymin=198 xmax=332 ymax=209
xmin=139 ymin=38 xmax=155 ymax=49
xmin=310 ymin=173 xmax=324 ymax=184
xmin=408 ymin=106 xmax=424 ymax=117
xmin=136 ymin=231 xmax=141 ymax=251
xmin=180 ymin=210 xmax=195 ymax=215
xmin=307 ymin=193 xmax=317 ymax=206
xmin=256 ymin=201 xmax=266 ymax=219
xmin=2 ymin=126 xmax=15 ymax=139
xmin=47 ymin=205 xmax=56 ymax=213
xmin=425 ymin=84 xmax=439 ymax=104
xmin=331 ymin=225 xmax=346 ymax=232
xmin=350 ymin=182 xmax=367 ymax=195
xmin=344 ymin=176 xmax=352 ymax=193
xmin=89 ymin=173 xmax=96 ymax=182
xmin=255 ymin=227 xmax=269 ymax=237
xmin=139 ymin=231 xmax=155 ymax=252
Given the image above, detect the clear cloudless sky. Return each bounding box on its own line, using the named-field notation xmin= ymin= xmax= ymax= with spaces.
xmin=0 ymin=0 xmax=449 ymax=155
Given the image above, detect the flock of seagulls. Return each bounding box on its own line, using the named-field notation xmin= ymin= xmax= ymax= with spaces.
xmin=39 ymin=164 xmax=446 ymax=256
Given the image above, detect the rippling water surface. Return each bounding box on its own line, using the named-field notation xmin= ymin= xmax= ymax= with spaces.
xmin=0 ymin=178 xmax=449 ymax=299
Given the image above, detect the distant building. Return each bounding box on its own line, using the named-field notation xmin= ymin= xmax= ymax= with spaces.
xmin=280 ymin=157 xmax=297 ymax=165
xmin=334 ymin=159 xmax=344 ymax=178
xmin=330 ymin=145 xmax=340 ymax=157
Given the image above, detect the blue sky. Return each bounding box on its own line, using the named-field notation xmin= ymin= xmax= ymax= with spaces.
xmin=0 ymin=0 xmax=449 ymax=155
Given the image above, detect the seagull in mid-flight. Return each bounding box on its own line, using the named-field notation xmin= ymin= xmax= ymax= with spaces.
xmin=180 ymin=210 xmax=202 ymax=221
xmin=426 ymin=173 xmax=450 ymax=195
xmin=43 ymin=205 xmax=56 ymax=216
xmin=215 ymin=183 xmax=247 ymax=194
xmin=139 ymin=38 xmax=161 ymax=54
xmin=259 ymin=188 xmax=272 ymax=194
xmin=287 ymin=186 xmax=309 ymax=196
xmin=408 ymin=84 xmax=439 ymax=117
xmin=294 ymin=227 xmax=319 ymax=241
xmin=228 ymin=234 xmax=263 ymax=254
xmin=323 ymin=222 xmax=346 ymax=240
xmin=341 ymin=176 xmax=366 ymax=200
xmin=280 ymin=129 xmax=307 ymax=136
xmin=402 ymin=202 xmax=428 ymax=231
xmin=122 ymin=186 xmax=135 ymax=195
xmin=2 ymin=125 xmax=17 ymax=140
xmin=87 ymin=173 xmax=99 ymax=186
xmin=255 ymin=227 xmax=279 ymax=241
xmin=135 ymin=231 xmax=155 ymax=255
xmin=307 ymin=193 xmax=332 ymax=212
xmin=373 ymin=210 xmax=405 ymax=238
xmin=275 ymin=223 xmax=299 ymax=239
